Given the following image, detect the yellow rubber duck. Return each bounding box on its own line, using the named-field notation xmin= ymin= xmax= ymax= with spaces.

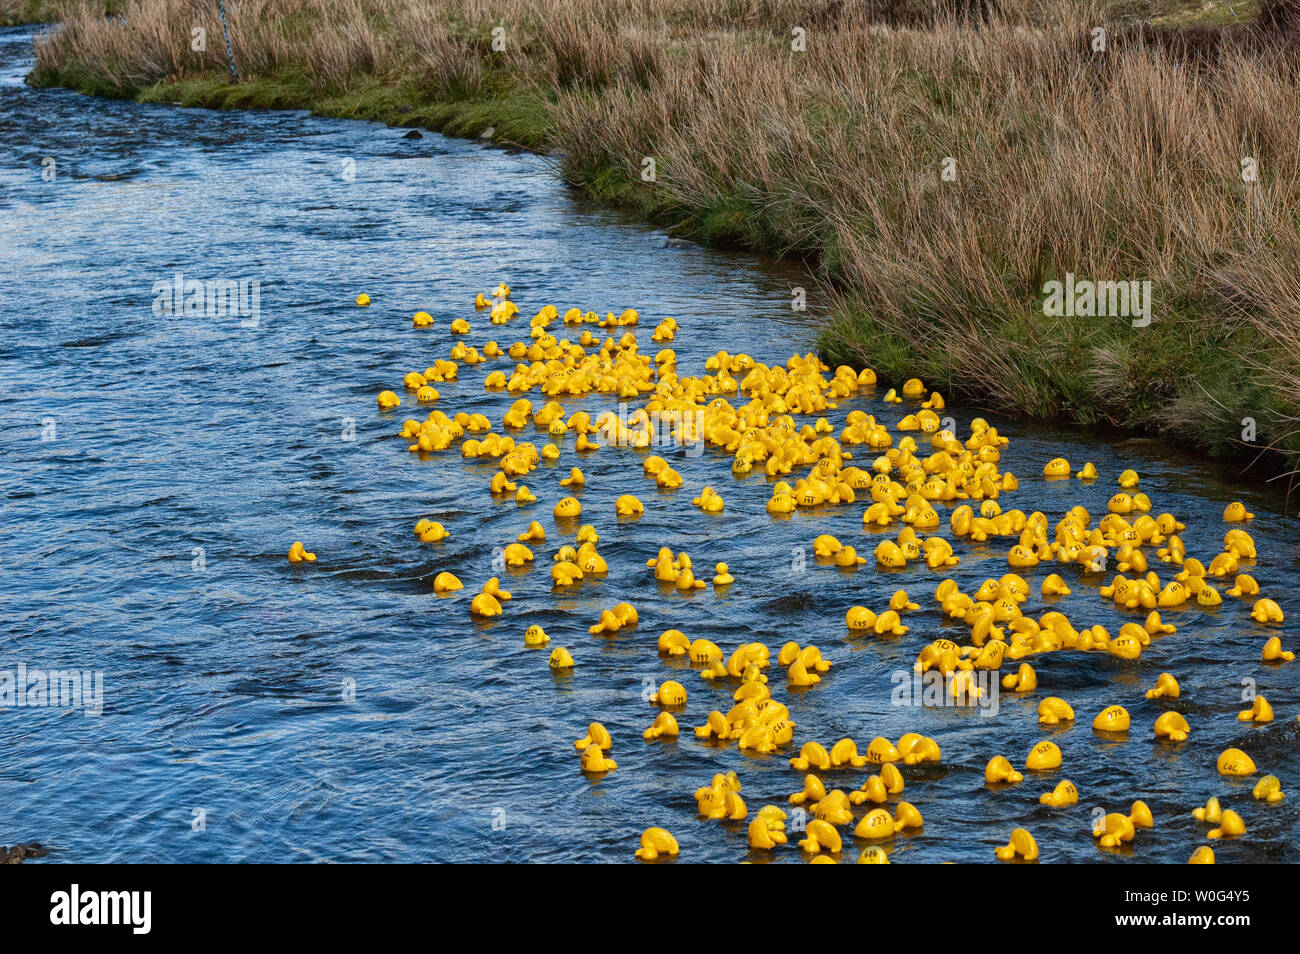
xmin=1154 ymin=711 xmax=1190 ymax=742
xmin=830 ymin=737 xmax=869 ymax=768
xmin=470 ymin=591 xmax=502 ymax=617
xmin=574 ymin=723 xmax=612 ymax=751
xmin=523 ymin=624 xmax=549 ymax=647
xmin=1262 ymin=636 xmax=1294 ymax=662
xmin=547 ymin=647 xmax=574 ymax=669
xmin=985 ymin=755 xmax=1024 ymax=785
xmin=798 ymin=819 xmax=842 ymax=854
xmin=615 ymin=494 xmax=644 ymax=517
xmin=748 ymin=807 xmax=789 ymax=850
xmin=579 ymin=743 xmax=616 ymax=774
xmin=553 ymin=496 xmax=581 ymax=519
xmin=1092 ymin=704 xmax=1130 ymax=733
xmin=433 ymin=571 xmax=462 ymax=594
xmin=649 ymin=680 xmax=687 ymax=706
xmin=1026 ymin=740 xmax=1062 ymax=771
xmin=1145 ymin=672 xmax=1180 ymax=699
xmin=1040 ymin=780 xmax=1078 ymax=807
xmin=866 ymin=737 xmax=902 ymax=764
xmin=789 ymin=742 xmax=831 ymax=771
xmin=994 ymin=828 xmax=1038 ymax=861
xmin=1041 ymin=573 xmax=1071 ymax=596
xmin=789 ymin=774 xmax=827 ymax=806
xmin=1037 ymin=697 xmax=1074 ymax=726
xmin=287 ymin=541 xmax=316 ymax=563
xmin=1216 ymin=748 xmax=1256 ymax=776
xmin=355 ymin=293 xmax=370 ymax=306
xmin=414 ymin=518 xmax=449 ymax=543
xmin=1093 ymin=812 xmax=1135 ymax=848
xmin=1001 ymin=663 xmax=1036 ymax=693
xmin=643 ymin=711 xmax=679 ymax=741
xmin=1251 ymin=598 xmax=1284 ymax=623
xmin=1192 ymin=797 xmax=1223 ymax=823
xmin=1207 ymin=810 xmax=1246 ymax=839
xmin=1188 ymin=846 xmax=1215 ymax=864
xmin=1238 ymin=696 xmax=1274 ymax=723
xmin=853 ymin=808 xmax=897 ymax=841
xmin=1252 ymin=774 xmax=1284 ymax=803
xmin=634 ymin=827 xmax=678 ymax=861
xmin=712 ymin=562 xmax=734 ymax=586
xmin=1223 ymin=501 xmax=1253 ymax=521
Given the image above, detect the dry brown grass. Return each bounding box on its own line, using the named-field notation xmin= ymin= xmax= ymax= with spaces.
xmin=27 ymin=0 xmax=1300 ymax=464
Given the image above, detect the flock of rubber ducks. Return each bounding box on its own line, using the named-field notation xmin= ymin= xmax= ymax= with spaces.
xmin=293 ymin=283 xmax=1294 ymax=862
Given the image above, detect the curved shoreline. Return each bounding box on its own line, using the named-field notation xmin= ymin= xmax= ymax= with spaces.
xmin=17 ymin=0 xmax=1300 ymax=485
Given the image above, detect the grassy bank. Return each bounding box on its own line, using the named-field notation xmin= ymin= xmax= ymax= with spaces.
xmin=26 ymin=0 xmax=1300 ymax=476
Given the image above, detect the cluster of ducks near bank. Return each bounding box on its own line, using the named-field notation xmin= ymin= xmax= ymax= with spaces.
xmin=283 ymin=284 xmax=1293 ymax=863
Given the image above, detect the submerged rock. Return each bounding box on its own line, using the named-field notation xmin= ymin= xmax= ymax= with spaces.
xmin=2 ymin=843 xmax=48 ymax=864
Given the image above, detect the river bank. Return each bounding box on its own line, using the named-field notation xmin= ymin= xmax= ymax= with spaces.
xmin=24 ymin=0 xmax=1300 ymax=480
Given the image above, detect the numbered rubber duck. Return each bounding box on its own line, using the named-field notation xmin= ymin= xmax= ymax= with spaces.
xmin=1040 ymin=780 xmax=1078 ymax=807
xmin=1188 ymin=845 xmax=1215 ymax=864
xmin=811 ymin=790 xmax=854 ymax=826
xmin=1092 ymin=704 xmax=1130 ymax=734
xmin=414 ymin=519 xmax=449 ymax=543
xmin=553 ymin=496 xmax=581 ymax=519
xmin=1216 ymin=748 xmax=1256 ymax=776
xmin=523 ymin=624 xmax=550 ymax=647
xmin=548 ymin=647 xmax=574 ymax=669
xmin=854 ymin=808 xmax=897 ymax=840
xmin=649 ymin=680 xmax=687 ymax=707
xmin=1026 ymin=740 xmax=1063 ymax=771
xmin=1223 ymin=501 xmax=1253 ymax=522
xmin=866 ymin=737 xmax=902 ymax=764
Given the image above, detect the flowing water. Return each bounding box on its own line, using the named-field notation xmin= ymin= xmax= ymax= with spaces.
xmin=2 ymin=25 xmax=1297 ymax=863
